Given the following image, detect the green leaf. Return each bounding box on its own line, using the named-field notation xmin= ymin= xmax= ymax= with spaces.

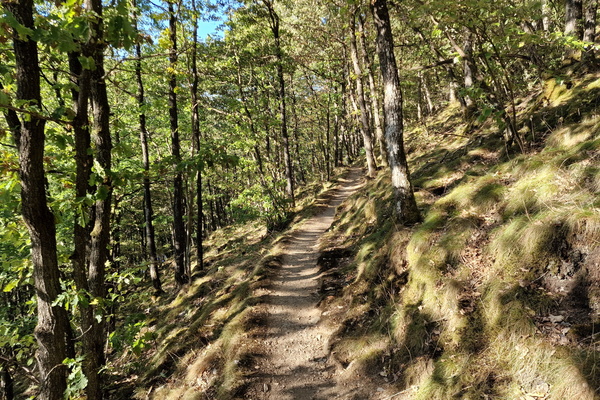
xmin=77 ymin=56 xmax=96 ymax=71
xmin=3 ymin=279 xmax=19 ymax=292
xmin=0 ymin=91 xmax=9 ymax=106
xmin=96 ymin=184 xmax=109 ymax=201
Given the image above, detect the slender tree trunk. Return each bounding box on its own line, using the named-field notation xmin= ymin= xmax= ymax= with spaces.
xmin=584 ymin=0 xmax=598 ymax=61
xmin=349 ymin=10 xmax=377 ymax=177
xmin=134 ymin=12 xmax=162 ymax=293
xmin=84 ymin=0 xmax=111 ymax=397
xmin=325 ymin=91 xmax=332 ymax=180
xmin=565 ymin=0 xmax=584 ymax=61
xmin=413 ymin=26 xmax=467 ymax=110
xmin=110 ymin=197 xmax=121 ymax=271
xmin=67 ymin=47 xmax=95 ymax=381
xmin=371 ymin=0 xmax=421 ymax=224
xmin=264 ymin=0 xmax=295 ymax=205
xmin=337 ymin=81 xmax=346 ymax=166
xmin=290 ymin=82 xmax=306 ymax=184
xmin=168 ymin=0 xmax=188 ymax=286
xmin=4 ymin=1 xmax=68 ymax=398
xmin=190 ymin=0 xmax=204 ymax=274
xmin=417 ymin=75 xmax=423 ymax=120
xmin=463 ymin=33 xmax=477 ymax=118
xmin=334 ymin=107 xmax=341 ymax=167
xmin=358 ymin=13 xmax=388 ymax=167
xmin=421 ymin=72 xmax=434 ymax=114
xmin=0 ymin=368 xmax=13 ymax=400
xmin=542 ymin=0 xmax=552 ymax=31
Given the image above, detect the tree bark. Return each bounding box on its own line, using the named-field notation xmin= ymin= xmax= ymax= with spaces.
xmin=565 ymin=0 xmax=584 ymax=61
xmin=264 ymin=0 xmax=295 ymax=205
xmin=68 ymin=45 xmax=101 ymax=400
xmin=4 ymin=1 xmax=69 ymax=398
xmin=583 ymin=0 xmax=598 ymax=61
xmin=290 ymin=82 xmax=307 ymax=184
xmin=168 ymin=0 xmax=189 ymax=286
xmin=134 ymin=2 xmax=162 ymax=293
xmin=357 ymin=13 xmax=388 ymax=167
xmin=565 ymin=0 xmax=584 ymax=37
xmin=542 ymin=0 xmax=552 ymax=31
xmin=463 ymin=33 xmax=477 ymax=118
xmin=0 ymin=368 xmax=13 ymax=400
xmin=84 ymin=0 xmax=112 ymax=397
xmin=371 ymin=0 xmax=421 ymax=224
xmin=349 ymin=9 xmax=377 ymax=178
xmin=421 ymin=72 xmax=434 ymax=114
xmin=191 ymin=0 xmax=204 ymax=274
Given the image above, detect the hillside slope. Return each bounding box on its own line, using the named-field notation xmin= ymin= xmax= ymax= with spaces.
xmin=123 ymin=74 xmax=599 ymax=400
xmin=316 ymin=74 xmax=600 ymax=399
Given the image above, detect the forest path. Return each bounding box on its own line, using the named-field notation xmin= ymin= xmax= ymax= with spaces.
xmin=246 ymin=168 xmax=370 ymax=400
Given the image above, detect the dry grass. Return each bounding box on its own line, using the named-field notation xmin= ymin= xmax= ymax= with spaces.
xmin=121 ymin=74 xmax=600 ymax=399
xmin=317 ymin=74 xmax=600 ymax=399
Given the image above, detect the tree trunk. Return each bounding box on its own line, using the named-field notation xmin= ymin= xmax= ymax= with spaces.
xmin=542 ymin=0 xmax=552 ymax=31
xmin=168 ymin=0 xmax=188 ymax=286
xmin=421 ymin=72 xmax=434 ymax=114
xmin=584 ymin=0 xmax=598 ymax=61
xmin=84 ymin=0 xmax=112 ymax=397
xmin=134 ymin=10 xmax=162 ymax=293
xmin=565 ymin=0 xmax=584 ymax=37
xmin=264 ymin=0 xmax=295 ymax=205
xmin=0 ymin=368 xmax=13 ymax=400
xmin=191 ymin=0 xmax=204 ymax=274
xmin=68 ymin=48 xmax=103 ymax=397
xmin=371 ymin=0 xmax=421 ymax=225
xmin=5 ymin=1 xmax=69 ymax=398
xmin=413 ymin=26 xmax=467 ymax=110
xmin=349 ymin=9 xmax=377 ymax=178
xmin=357 ymin=13 xmax=388 ymax=167
xmin=463 ymin=33 xmax=477 ymax=118
xmin=565 ymin=0 xmax=584 ymax=61
xmin=290 ymin=82 xmax=306 ymax=184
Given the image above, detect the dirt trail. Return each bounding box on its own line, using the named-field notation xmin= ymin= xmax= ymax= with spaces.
xmin=248 ymin=168 xmax=366 ymax=400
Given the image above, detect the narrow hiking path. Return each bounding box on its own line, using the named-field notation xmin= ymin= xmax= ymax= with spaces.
xmin=245 ymin=168 xmax=377 ymax=400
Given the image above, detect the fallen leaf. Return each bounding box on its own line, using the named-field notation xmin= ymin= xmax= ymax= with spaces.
xmin=549 ymin=315 xmax=564 ymax=323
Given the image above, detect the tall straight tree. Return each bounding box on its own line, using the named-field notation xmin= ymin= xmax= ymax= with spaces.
xmin=583 ymin=0 xmax=598 ymax=61
xmin=2 ymin=0 xmax=69 ymax=398
xmin=349 ymin=7 xmax=377 ymax=178
xmin=168 ymin=0 xmax=188 ymax=286
xmin=68 ymin=38 xmax=100 ymax=400
xmin=357 ymin=13 xmax=388 ymax=167
xmin=263 ymin=0 xmax=295 ymax=205
xmin=2 ymin=0 xmax=69 ymax=400
xmin=134 ymin=0 xmax=162 ymax=293
xmin=190 ymin=0 xmax=203 ymax=272
xmin=84 ymin=0 xmax=113 ymax=397
xmin=371 ymin=0 xmax=421 ymax=224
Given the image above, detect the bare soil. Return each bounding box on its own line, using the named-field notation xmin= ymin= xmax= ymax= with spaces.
xmin=242 ymin=168 xmax=405 ymax=400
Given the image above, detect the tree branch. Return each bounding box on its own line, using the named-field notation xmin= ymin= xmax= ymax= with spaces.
xmin=0 ymin=104 xmax=70 ymax=125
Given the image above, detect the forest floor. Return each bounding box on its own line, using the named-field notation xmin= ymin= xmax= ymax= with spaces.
xmin=242 ymin=168 xmax=406 ymax=400
xmin=130 ymin=75 xmax=599 ymax=400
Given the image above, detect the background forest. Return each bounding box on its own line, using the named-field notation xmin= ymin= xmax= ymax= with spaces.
xmin=0 ymin=0 xmax=599 ymax=399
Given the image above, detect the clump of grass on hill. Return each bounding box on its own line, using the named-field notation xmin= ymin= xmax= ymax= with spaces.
xmin=319 ymin=75 xmax=600 ymax=399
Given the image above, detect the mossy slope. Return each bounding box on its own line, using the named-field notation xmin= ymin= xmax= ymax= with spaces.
xmin=319 ymin=74 xmax=600 ymax=399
